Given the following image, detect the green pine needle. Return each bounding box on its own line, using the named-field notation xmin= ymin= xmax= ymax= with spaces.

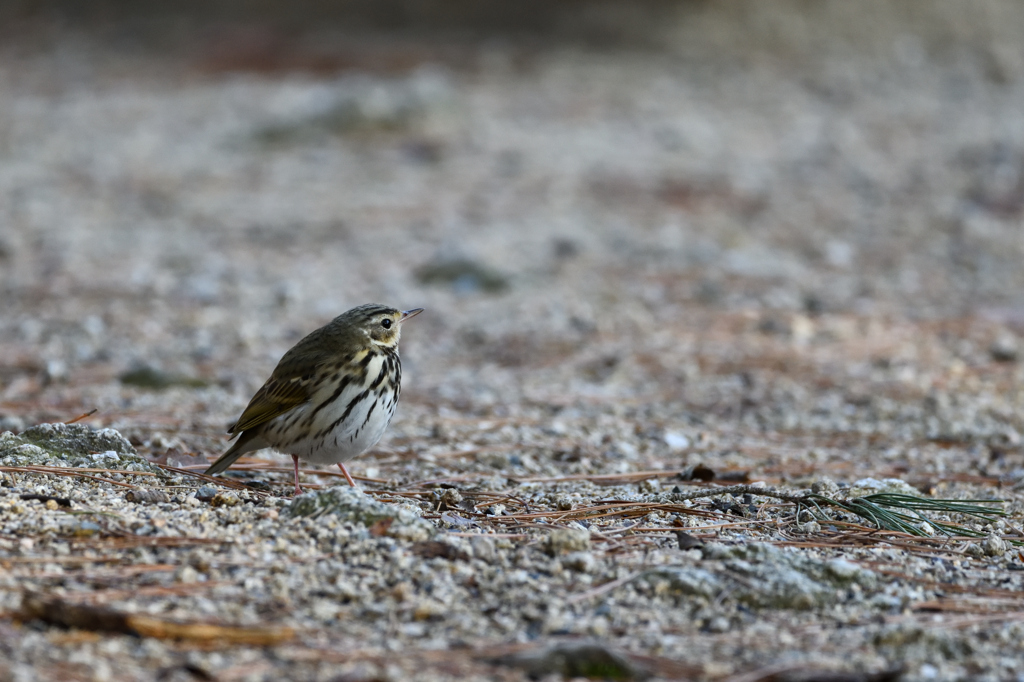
xmin=663 ymin=483 xmax=1013 ymax=542
xmin=800 ymin=493 xmax=1007 ymax=538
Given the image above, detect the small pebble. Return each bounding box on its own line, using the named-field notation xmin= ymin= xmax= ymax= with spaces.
xmin=211 ymin=492 xmax=241 ymax=507
xmin=470 ymin=536 xmax=496 ymax=562
xmin=797 ymin=521 xmax=821 ymax=534
xmin=195 ymin=486 xmax=219 ymax=501
xmin=125 ymin=489 xmax=170 ymax=504
xmin=73 ymin=521 xmax=101 ymax=537
xmin=664 ymin=431 xmax=690 ymax=450
xmin=439 ymin=488 xmax=463 ymax=509
xmin=638 ymin=478 xmax=659 ymax=493
xmin=545 ymin=528 xmax=590 ymax=556
xmin=983 ymin=534 xmax=1007 ymax=557
xmin=810 ymin=477 xmax=840 ymax=497
xmin=176 ymin=565 xmax=201 ymax=583
xmin=705 ymin=616 xmax=731 ymax=633
xmin=990 ymin=334 xmax=1018 ymax=362
xmin=562 ymin=551 xmax=595 ymax=573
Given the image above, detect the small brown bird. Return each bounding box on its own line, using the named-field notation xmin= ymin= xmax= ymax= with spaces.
xmin=205 ymin=303 xmax=423 ymax=495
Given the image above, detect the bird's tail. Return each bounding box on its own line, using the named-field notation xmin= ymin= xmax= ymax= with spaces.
xmin=204 ymin=430 xmax=266 ymax=476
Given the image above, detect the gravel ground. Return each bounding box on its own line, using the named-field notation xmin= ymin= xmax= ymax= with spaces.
xmin=3 ymin=4 xmax=1024 ymax=681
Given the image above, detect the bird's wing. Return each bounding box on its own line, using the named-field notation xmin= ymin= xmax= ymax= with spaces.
xmin=229 ymin=351 xmax=326 ymax=434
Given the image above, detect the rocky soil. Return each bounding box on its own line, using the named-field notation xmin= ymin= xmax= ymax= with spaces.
xmin=3 ymin=3 xmax=1024 ymax=680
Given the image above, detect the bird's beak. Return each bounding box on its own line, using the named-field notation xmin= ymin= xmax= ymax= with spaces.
xmin=400 ymin=308 xmax=424 ymax=323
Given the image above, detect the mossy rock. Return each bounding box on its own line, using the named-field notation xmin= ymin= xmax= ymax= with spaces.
xmin=287 ymin=486 xmax=435 ymax=541
xmin=0 ymin=423 xmax=160 ymax=473
xmin=414 ymin=258 xmax=509 ymax=293
xmin=648 ymin=542 xmax=876 ymax=610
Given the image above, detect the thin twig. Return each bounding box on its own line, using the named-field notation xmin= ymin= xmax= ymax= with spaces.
xmin=0 ymin=466 xmax=140 ymax=489
xmin=2 ymin=466 xmax=158 ymax=477
xmin=153 ymin=464 xmax=270 ymax=498
xmin=566 ymin=570 xmax=646 ymax=605
xmin=514 ymin=470 xmax=687 ymax=484
xmin=64 ymin=409 xmax=98 ymax=425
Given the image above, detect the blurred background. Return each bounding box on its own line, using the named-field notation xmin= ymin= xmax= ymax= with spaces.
xmin=6 ymin=6 xmax=1024 ymax=676
xmin=2 ymin=0 xmax=1024 ymax=457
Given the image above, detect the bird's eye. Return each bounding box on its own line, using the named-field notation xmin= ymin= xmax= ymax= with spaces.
xmin=381 ymin=318 xmax=392 ymax=329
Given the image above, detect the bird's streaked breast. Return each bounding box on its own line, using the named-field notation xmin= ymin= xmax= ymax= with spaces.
xmin=261 ymin=349 xmax=401 ymax=464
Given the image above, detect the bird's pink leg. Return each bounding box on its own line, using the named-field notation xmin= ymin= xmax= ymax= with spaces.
xmin=292 ymin=454 xmax=304 ymax=497
xmin=338 ymin=463 xmax=356 ymax=487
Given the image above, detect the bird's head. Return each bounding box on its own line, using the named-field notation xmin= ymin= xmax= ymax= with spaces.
xmin=343 ymin=303 xmax=423 ymax=348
